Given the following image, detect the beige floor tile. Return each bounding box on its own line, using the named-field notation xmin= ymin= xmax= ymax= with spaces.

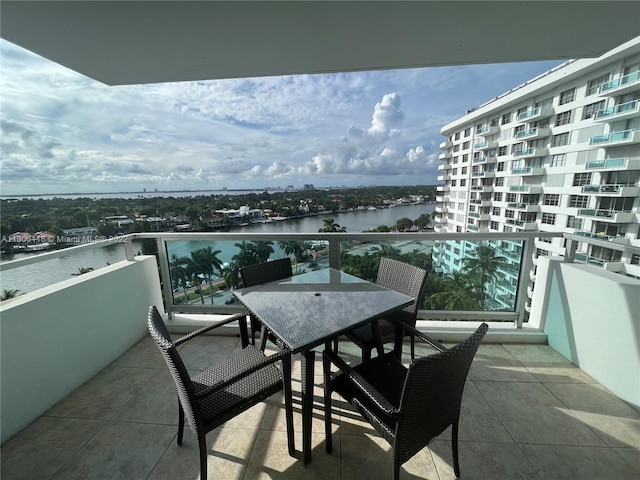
xmin=149 ymin=427 xmax=258 ymax=480
xmin=113 ymin=368 xmax=179 ymax=425
xmin=504 ymin=344 xmax=597 ymax=383
xmin=469 ymin=344 xmax=538 ymax=382
xmin=431 ymin=439 xmax=539 ymax=480
xmin=260 ymin=385 xmax=335 ymax=435
xmin=475 ymin=381 xmax=605 ymax=446
xmin=0 ymin=417 xmax=104 ymax=480
xmin=50 ymin=421 xmax=176 ymax=480
xmin=244 ymin=430 xmax=339 ymax=479
xmin=521 ymin=444 xmax=639 ymax=480
xmin=614 ymin=447 xmax=640 ymax=474
xmin=45 ymin=365 xmax=156 ymax=420
xmin=545 ymin=382 xmax=640 ymax=448
xmin=112 ymin=335 xmax=166 ymax=369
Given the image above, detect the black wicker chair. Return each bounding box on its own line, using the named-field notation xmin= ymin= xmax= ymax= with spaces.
xmin=324 ymin=322 xmax=488 ymax=479
xmin=336 ymin=257 xmax=428 ymax=362
xmin=147 ymin=305 xmax=294 ymax=479
xmin=240 ymin=257 xmax=293 ymax=349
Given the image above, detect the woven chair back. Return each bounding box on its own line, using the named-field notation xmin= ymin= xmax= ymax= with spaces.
xmin=147 ymin=306 xmax=201 ymax=437
xmin=376 ymin=257 xmax=428 ymax=322
xmin=240 ymin=257 xmax=293 ymax=287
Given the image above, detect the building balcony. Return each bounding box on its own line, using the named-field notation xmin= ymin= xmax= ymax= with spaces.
xmin=475 ymin=124 xmax=499 ymax=136
xmin=507 ymin=202 xmax=541 ymax=213
xmin=438 ymin=163 xmax=452 ymax=171
xmin=436 ymin=185 xmax=450 ymax=192
xmin=470 ymin=185 xmax=494 ymax=192
xmin=474 ymin=140 xmax=497 ymax=150
xmin=511 ymin=166 xmax=545 ymax=176
xmin=577 ymin=209 xmax=636 ymax=223
xmin=512 ymin=147 xmax=548 ymax=158
xmin=589 ymin=129 xmax=640 ymax=146
xmin=574 ymin=230 xmax=631 ymax=246
xmin=581 ymin=184 xmax=640 ymax=196
xmin=468 ymin=212 xmax=491 ymax=221
xmin=514 ymin=127 xmax=551 ymax=140
xmin=472 ymin=170 xmax=496 ymax=178
xmin=600 ymin=70 xmax=640 ymax=96
xmin=439 ymin=151 xmax=452 ymax=160
xmin=593 ymin=100 xmax=639 ymax=122
xmin=435 ymin=205 xmax=448 ymax=213
xmin=473 ymin=155 xmax=497 ymax=164
xmin=505 ymin=219 xmax=538 ymax=230
xmin=470 ymin=198 xmax=493 ymax=207
xmin=516 ymin=106 xmax=555 ymax=122
xmin=435 ymin=195 xmax=446 ymax=203
xmin=437 ymin=174 xmax=451 ymax=182
xmin=434 ymin=214 xmax=444 ymax=223
xmin=440 ymin=139 xmax=452 ymax=149
xmin=585 ymin=157 xmax=639 ymax=170
xmin=433 ymin=223 xmax=447 ymax=232
xmin=509 ymin=185 xmax=543 ymax=194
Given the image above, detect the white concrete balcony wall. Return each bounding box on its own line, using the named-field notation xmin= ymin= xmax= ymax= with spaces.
xmin=529 ymin=257 xmax=640 ymax=410
xmin=0 ymin=255 xmax=164 ymax=444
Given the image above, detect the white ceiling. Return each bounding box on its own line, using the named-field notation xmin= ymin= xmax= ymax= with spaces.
xmin=1 ymin=1 xmax=640 ymax=86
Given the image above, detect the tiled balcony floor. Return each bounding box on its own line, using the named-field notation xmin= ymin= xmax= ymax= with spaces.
xmin=2 ymin=334 xmax=639 ymax=480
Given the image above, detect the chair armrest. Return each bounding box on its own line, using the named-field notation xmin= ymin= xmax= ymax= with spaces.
xmin=324 ymin=349 xmax=400 ymax=417
xmin=193 ymin=348 xmax=291 ymax=399
xmin=174 ymin=313 xmax=248 ymax=347
xmin=397 ymin=320 xmax=447 ymax=352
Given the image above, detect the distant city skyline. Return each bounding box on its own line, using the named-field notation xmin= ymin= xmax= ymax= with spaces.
xmin=0 ymin=39 xmax=565 ymax=196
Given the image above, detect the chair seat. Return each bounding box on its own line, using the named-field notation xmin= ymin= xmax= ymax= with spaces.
xmin=192 ymin=345 xmax=283 ymax=427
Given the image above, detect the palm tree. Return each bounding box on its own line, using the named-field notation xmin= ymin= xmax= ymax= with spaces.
xmin=278 ymin=240 xmax=304 ymax=266
xmin=169 ymin=253 xmax=190 ymax=301
xmin=462 ymin=243 xmax=507 ymax=309
xmin=222 ymin=261 xmax=243 ymax=289
xmin=233 ymin=241 xmax=258 ymax=268
xmin=377 ymin=242 xmax=402 ymax=259
xmin=1 ymin=289 xmax=20 ymax=301
xmin=72 ymin=267 xmax=94 ymax=276
xmin=426 ymin=272 xmax=481 ymax=310
xmin=318 ymin=217 xmax=346 ymax=233
xmin=252 ymin=241 xmax=274 ymax=263
xmin=193 ymin=246 xmax=223 ymax=304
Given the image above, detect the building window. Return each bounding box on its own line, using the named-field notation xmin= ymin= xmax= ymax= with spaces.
xmin=544 ymin=194 xmax=560 ymax=206
xmin=490 ymin=221 xmax=500 ymax=230
xmin=511 ymin=142 xmax=524 ymax=154
xmin=463 ymin=141 xmax=470 ymax=150
xmin=501 ymin=113 xmax=512 ymax=125
xmin=583 ymin=100 xmax=605 ymax=120
xmin=490 ymin=117 xmax=499 ymax=126
xmin=535 ymin=97 xmax=553 ymax=108
xmin=559 ymin=88 xmax=576 ymax=105
xmin=498 ymin=146 xmax=508 ymax=156
xmin=451 ymin=179 xmax=457 ymax=186
xmin=460 ymin=179 xmax=466 ymax=187
xmin=497 ymin=162 xmax=505 ymax=172
xmin=514 ymin=125 xmax=525 ymax=136
xmin=493 ymin=192 xmax=503 ymax=201
xmin=492 ymin=207 xmax=501 ymax=216
xmin=566 ymin=216 xmax=583 ymax=229
xmin=555 ymin=111 xmax=572 ymax=126
xmin=454 ymin=132 xmax=460 ymax=141
xmin=495 ymin=177 xmax=504 ymax=186
xmin=550 ymin=154 xmax=566 ymax=167
xmin=552 ymin=132 xmax=570 ymax=147
xmin=453 ymin=144 xmax=460 ymax=152
xmin=464 ymin=128 xmax=471 ymax=137
xmin=452 ymin=168 xmax=458 ymax=175
xmin=461 ymin=167 xmax=467 ymax=174
xmin=517 ymin=106 xmax=529 ymax=116
xmin=505 ymin=209 xmax=515 ymax=218
xmin=462 ymin=154 xmax=468 ymax=162
xmin=541 ymin=213 xmax=556 ymax=225
xmin=452 ymin=156 xmax=459 ymax=164
xmin=506 ymin=193 xmax=517 ymax=202
xmin=572 ymin=173 xmax=592 ymax=186
xmin=587 ymin=73 xmax=610 ymax=96
xmin=569 ymin=195 xmax=588 ymax=208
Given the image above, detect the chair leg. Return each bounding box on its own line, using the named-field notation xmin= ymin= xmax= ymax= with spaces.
xmin=177 ymin=401 xmax=185 ymax=445
xmin=452 ymin=421 xmax=461 ymax=477
xmin=322 ymin=350 xmax=333 ymax=453
xmin=362 ymin=345 xmax=372 ymax=363
xmin=393 ymin=458 xmax=401 ymax=480
xmin=198 ymin=431 xmax=208 ymax=480
xmin=282 ymin=354 xmax=296 ymax=458
xmin=410 ymin=334 xmax=415 ymax=361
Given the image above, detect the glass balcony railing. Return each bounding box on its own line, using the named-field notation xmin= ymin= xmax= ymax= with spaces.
xmin=513 ymin=147 xmax=535 ymax=156
xmin=586 ymin=157 xmax=626 ymax=169
xmin=600 ymin=70 xmax=640 ymax=92
xmin=589 ymin=130 xmax=632 ymax=145
xmin=515 ymin=128 xmax=538 ymax=139
xmin=594 ymin=100 xmax=638 ymax=119
xmin=517 ymin=108 xmax=540 ymax=121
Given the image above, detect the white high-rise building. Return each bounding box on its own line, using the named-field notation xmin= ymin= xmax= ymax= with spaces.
xmin=434 ymin=36 xmax=640 ymax=310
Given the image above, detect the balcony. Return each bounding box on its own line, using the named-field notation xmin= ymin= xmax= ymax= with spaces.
xmin=440 ymin=139 xmax=452 ymax=149
xmin=511 ymin=166 xmax=545 ymax=176
xmin=512 ymin=147 xmax=548 ymax=158
xmin=474 ymin=140 xmax=497 ymax=150
xmin=435 ymin=195 xmax=446 ymax=203
xmin=594 ymin=100 xmax=639 ymax=122
xmin=473 ymin=155 xmax=497 ymax=164
xmin=1 ymin=232 xmax=639 ymax=480
xmin=581 ymin=184 xmax=640 ymax=196
xmin=505 ymin=219 xmax=538 ymax=230
xmin=437 ymin=174 xmax=451 ymax=182
xmin=438 ymin=163 xmax=452 ymax=171
xmin=600 ymin=70 xmax=640 ymax=96
xmin=475 ymin=124 xmax=499 ymax=136
xmin=574 ymin=230 xmax=630 ymax=246
xmin=516 ymin=106 xmax=555 ymax=122
xmin=507 ymin=202 xmax=541 ymax=213
xmin=472 ymin=170 xmax=495 ymax=178
xmin=585 ymin=157 xmax=629 ymax=170
xmin=435 ymin=205 xmax=448 ymax=213
xmin=470 ymin=185 xmax=494 ymax=192
xmin=439 ymin=151 xmax=452 ymax=160
xmin=514 ymin=127 xmax=550 ymax=140
xmin=436 ymin=185 xmax=450 ymax=192
xmin=470 ymin=198 xmax=493 ymax=207
xmin=577 ymin=209 xmax=636 ymax=223
xmin=589 ymin=129 xmax=640 ymax=146
xmin=509 ymin=185 xmax=543 ymax=194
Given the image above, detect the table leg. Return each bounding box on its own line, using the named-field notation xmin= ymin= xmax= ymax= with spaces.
xmin=301 ymin=349 xmax=315 ymax=464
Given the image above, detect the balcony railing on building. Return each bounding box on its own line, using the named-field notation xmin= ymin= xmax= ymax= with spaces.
xmin=589 ymin=129 xmax=639 ymax=146
xmin=600 ymin=70 xmax=640 ymax=95
xmin=594 ymin=100 xmax=639 ymax=121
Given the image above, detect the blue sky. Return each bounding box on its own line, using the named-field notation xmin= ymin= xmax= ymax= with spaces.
xmin=0 ymin=39 xmax=565 ymax=196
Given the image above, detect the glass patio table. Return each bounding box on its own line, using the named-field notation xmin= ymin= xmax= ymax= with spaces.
xmin=233 ymin=267 xmax=414 ymax=464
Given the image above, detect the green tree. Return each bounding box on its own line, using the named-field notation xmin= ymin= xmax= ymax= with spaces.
xmin=222 ymin=261 xmax=243 ymax=289
xmin=395 ymin=217 xmax=414 ymax=231
xmin=252 ymin=241 xmax=274 ymax=263
xmin=278 ymin=240 xmax=304 ymax=265
xmin=414 ymin=213 xmax=431 ymax=230
xmin=1 ymin=289 xmax=20 ymax=301
xmin=193 ymin=246 xmax=223 ymax=304
xmin=426 ymin=272 xmax=482 ymax=310
xmin=462 ymin=243 xmax=507 ymax=309
xmin=169 ymin=253 xmax=190 ymax=301
xmin=318 ymin=217 xmax=346 ymax=232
